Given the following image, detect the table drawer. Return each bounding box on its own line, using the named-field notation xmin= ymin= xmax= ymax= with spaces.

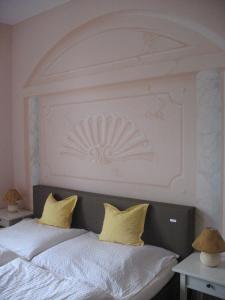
xmin=187 ymin=276 xmax=225 ymax=299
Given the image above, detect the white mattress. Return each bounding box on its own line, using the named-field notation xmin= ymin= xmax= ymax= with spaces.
xmin=130 ymin=258 xmax=177 ymax=300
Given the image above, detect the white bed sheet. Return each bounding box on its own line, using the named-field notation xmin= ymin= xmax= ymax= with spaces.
xmin=130 ymin=258 xmax=177 ymax=300
xmin=0 ymin=258 xmax=113 ymax=300
xmin=32 ymin=231 xmax=177 ymax=300
xmin=0 ymin=218 xmax=86 ymax=260
xmin=0 ymin=245 xmax=18 ymax=266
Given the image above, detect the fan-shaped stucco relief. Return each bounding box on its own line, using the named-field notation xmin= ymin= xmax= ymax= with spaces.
xmin=61 ymin=114 xmax=154 ymax=165
xmin=26 ymin=10 xmax=221 ymax=87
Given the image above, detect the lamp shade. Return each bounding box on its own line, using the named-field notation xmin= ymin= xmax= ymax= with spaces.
xmin=3 ymin=189 xmax=22 ymax=205
xmin=192 ymin=227 xmax=225 ymax=254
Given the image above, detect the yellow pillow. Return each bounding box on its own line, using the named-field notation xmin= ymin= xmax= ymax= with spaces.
xmin=99 ymin=203 xmax=149 ymax=246
xmin=39 ymin=193 xmax=77 ymax=228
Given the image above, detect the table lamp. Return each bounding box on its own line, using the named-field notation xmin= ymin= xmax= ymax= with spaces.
xmin=4 ymin=189 xmax=23 ymax=212
xmin=192 ymin=227 xmax=225 ymax=267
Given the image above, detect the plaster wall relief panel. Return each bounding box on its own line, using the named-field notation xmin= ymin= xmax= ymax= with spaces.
xmin=39 ymin=75 xmax=196 ymax=204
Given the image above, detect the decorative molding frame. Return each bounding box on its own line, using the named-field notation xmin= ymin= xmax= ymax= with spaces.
xmin=39 ymin=84 xmax=186 ymax=188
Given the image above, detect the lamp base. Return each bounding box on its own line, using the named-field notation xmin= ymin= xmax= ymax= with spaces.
xmin=200 ymin=252 xmax=220 ymax=267
xmin=7 ymin=204 xmax=18 ymax=213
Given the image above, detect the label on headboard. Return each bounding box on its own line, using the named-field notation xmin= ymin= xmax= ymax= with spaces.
xmin=169 ymin=218 xmax=177 ymax=223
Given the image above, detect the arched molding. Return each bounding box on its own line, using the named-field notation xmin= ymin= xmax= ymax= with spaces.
xmin=25 ymin=10 xmax=225 ymax=92
xmin=127 ymin=10 xmax=225 ymax=50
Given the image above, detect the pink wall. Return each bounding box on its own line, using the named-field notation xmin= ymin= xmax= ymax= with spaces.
xmin=0 ymin=23 xmax=13 ymax=207
xmin=11 ymin=0 xmax=225 ymax=233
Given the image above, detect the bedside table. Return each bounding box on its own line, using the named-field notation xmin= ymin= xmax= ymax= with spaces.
xmin=0 ymin=208 xmax=33 ymax=227
xmin=173 ymin=252 xmax=225 ymax=300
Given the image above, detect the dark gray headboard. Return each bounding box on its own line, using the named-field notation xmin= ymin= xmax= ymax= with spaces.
xmin=33 ymin=185 xmax=195 ymax=259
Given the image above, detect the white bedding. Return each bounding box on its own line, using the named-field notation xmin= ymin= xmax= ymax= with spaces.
xmin=0 ymin=245 xmax=17 ymax=266
xmin=0 ymin=258 xmax=113 ymax=300
xmin=130 ymin=259 xmax=177 ymax=300
xmin=32 ymin=232 xmax=177 ymax=299
xmin=0 ymin=218 xmax=86 ymax=260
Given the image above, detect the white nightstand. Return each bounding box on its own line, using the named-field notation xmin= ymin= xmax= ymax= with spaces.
xmin=0 ymin=208 xmax=33 ymax=227
xmin=173 ymin=252 xmax=225 ymax=300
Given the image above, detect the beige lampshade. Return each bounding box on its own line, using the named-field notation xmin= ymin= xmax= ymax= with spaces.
xmin=192 ymin=227 xmax=225 ymax=254
xmin=4 ymin=189 xmax=22 ymax=205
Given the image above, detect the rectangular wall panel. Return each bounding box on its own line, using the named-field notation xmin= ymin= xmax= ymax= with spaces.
xmin=39 ymin=75 xmax=196 ymax=205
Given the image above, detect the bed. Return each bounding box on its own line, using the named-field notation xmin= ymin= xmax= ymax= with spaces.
xmin=32 ymin=230 xmax=178 ymax=300
xmin=0 ymin=185 xmax=195 ymax=299
xmin=32 ymin=184 xmax=195 ymax=300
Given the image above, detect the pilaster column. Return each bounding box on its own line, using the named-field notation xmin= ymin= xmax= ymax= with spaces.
xmin=196 ymin=70 xmax=222 ymax=233
xmin=223 ymin=71 xmax=225 ymax=237
xmin=28 ymin=96 xmax=40 ymax=187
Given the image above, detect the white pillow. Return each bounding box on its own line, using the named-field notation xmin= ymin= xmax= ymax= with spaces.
xmin=0 ymin=219 xmax=86 ymax=260
xmin=32 ymin=232 xmax=177 ymax=299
